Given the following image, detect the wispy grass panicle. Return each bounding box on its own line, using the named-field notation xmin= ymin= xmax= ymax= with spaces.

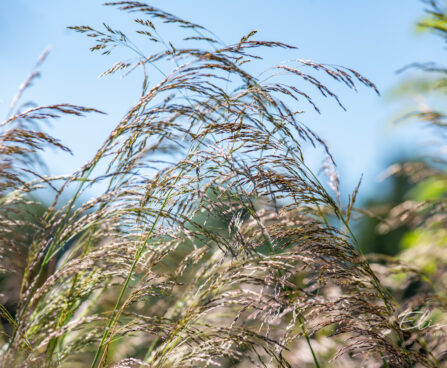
xmin=1 ymin=2 xmax=445 ymax=368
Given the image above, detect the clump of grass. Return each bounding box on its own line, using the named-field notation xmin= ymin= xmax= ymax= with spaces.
xmin=0 ymin=2 xmax=446 ymax=368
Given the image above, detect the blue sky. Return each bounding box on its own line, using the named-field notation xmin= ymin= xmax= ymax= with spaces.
xmin=0 ymin=0 xmax=443 ymax=201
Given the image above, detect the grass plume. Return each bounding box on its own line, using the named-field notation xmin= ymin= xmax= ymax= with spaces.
xmin=0 ymin=2 xmax=446 ymax=368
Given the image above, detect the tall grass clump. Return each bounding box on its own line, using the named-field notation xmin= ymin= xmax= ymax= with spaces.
xmin=0 ymin=2 xmax=446 ymax=367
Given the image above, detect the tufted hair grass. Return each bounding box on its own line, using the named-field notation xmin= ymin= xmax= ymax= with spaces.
xmin=0 ymin=2 xmax=446 ymax=367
